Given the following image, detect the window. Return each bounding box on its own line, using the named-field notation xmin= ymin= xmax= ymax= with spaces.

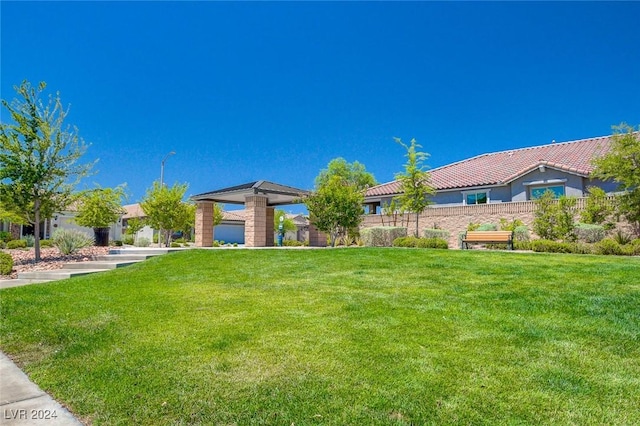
xmin=530 ymin=185 xmax=565 ymax=199
xmin=464 ymin=191 xmax=489 ymax=205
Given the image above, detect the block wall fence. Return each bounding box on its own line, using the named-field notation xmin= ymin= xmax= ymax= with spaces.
xmin=360 ymin=197 xmax=632 ymax=248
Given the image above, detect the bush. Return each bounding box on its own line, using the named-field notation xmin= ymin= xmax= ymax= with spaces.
xmin=283 ymin=240 xmax=304 ymax=247
xmin=477 ymin=223 xmax=498 ymax=231
xmin=514 ymin=226 xmax=530 ymax=242
xmin=595 ymin=238 xmax=623 ymax=256
xmin=6 ymin=239 xmax=27 ymax=249
xmin=423 ymin=228 xmax=450 ymax=240
xmin=170 ymin=242 xmax=181 ymax=248
xmin=40 ymin=239 xmax=53 ymax=248
xmin=122 ymin=235 xmax=134 ymax=245
xmin=135 ymin=237 xmax=151 ymax=247
xmin=574 ymin=223 xmax=606 ymax=243
xmin=393 ymin=236 xmax=420 ymax=248
xmin=0 ymin=231 xmax=13 ymax=242
xmin=361 ymin=227 xmax=407 ymax=247
xmin=212 ymin=241 xmax=220 ymax=247
xmin=0 ymin=252 xmax=13 ymax=275
xmin=0 ymin=241 xmax=5 ymax=249
xmin=613 ymin=230 xmax=633 ymax=245
xmin=514 ymin=241 xmax=532 ymax=251
xmin=22 ymin=235 xmax=35 ymax=247
xmin=113 ymin=240 xmax=123 ymax=247
xmin=53 ymin=229 xmax=94 ymax=255
xmin=531 ymin=239 xmax=574 ymax=254
xmin=417 ymin=238 xmax=449 ymax=249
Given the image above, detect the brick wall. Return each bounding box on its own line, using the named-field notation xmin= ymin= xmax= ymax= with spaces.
xmin=361 ymin=197 xmax=631 ymax=248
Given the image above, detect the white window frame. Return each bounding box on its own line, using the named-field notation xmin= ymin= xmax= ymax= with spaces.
xmin=462 ymin=189 xmax=491 ymax=205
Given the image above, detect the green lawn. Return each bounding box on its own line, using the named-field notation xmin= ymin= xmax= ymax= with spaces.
xmin=1 ymin=248 xmax=639 ymax=425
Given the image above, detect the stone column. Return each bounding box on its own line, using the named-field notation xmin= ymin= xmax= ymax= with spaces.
xmin=195 ymin=202 xmax=214 ymax=247
xmin=245 ymin=195 xmax=269 ymax=247
xmin=266 ymin=206 xmax=275 ymax=247
xmin=308 ymin=223 xmax=327 ymax=247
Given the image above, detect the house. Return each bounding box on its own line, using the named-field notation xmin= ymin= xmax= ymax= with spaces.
xmin=215 ymin=209 xmax=310 ymax=244
xmin=122 ymin=204 xmax=155 ymax=242
xmin=364 ymin=135 xmax=617 ymax=212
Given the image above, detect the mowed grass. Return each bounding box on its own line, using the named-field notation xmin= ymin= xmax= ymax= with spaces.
xmin=1 ymin=248 xmax=639 ymax=425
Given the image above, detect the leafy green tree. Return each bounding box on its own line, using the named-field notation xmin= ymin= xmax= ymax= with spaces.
xmin=274 ymin=210 xmax=297 ymax=236
xmin=394 ymin=137 xmax=435 ymax=237
xmin=125 ymin=217 xmax=145 ymax=236
xmin=0 ymin=80 xmax=93 ymax=261
xmin=304 ymin=175 xmax=365 ymax=247
xmin=533 ymin=190 xmax=577 ymax=241
xmin=592 ymin=123 xmax=640 ymax=235
xmin=579 ymin=186 xmax=616 ymax=228
xmin=74 ymin=185 xmax=127 ymax=229
xmin=140 ymin=182 xmax=201 ymax=246
xmin=315 ymin=157 xmax=376 ymax=191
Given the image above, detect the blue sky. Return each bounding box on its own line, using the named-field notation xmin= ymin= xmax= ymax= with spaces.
xmin=2 ymin=1 xmax=639 ymax=213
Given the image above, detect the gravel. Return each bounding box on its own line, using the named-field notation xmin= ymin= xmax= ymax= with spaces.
xmin=0 ymin=246 xmax=112 ymax=280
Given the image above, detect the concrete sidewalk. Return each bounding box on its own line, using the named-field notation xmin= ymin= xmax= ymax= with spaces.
xmin=0 ymin=352 xmax=82 ymax=425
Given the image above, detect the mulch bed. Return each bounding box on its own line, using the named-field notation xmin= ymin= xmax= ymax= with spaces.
xmin=0 ymin=246 xmax=111 ymax=280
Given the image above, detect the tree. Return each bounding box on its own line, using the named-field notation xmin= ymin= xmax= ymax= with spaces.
xmin=274 ymin=209 xmax=297 ymax=236
xmin=315 ymin=157 xmax=377 ymax=191
xmin=592 ymin=123 xmax=640 ymax=235
xmin=140 ymin=182 xmax=201 ymax=246
xmin=533 ymin=190 xmax=577 ymax=241
xmin=393 ymin=137 xmax=435 ymax=236
xmin=74 ymin=185 xmax=127 ymax=245
xmin=579 ymin=186 xmax=616 ymax=229
xmin=304 ymin=175 xmax=365 ymax=246
xmin=0 ymin=80 xmax=93 ymax=261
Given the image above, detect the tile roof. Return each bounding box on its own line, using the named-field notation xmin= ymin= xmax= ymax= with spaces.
xmin=366 ymin=135 xmax=613 ymax=197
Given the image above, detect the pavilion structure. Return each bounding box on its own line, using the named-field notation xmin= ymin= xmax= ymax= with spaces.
xmin=191 ymin=180 xmax=326 ymax=247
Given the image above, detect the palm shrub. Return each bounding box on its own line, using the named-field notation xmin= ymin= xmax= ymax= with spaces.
xmin=361 ymin=226 xmax=407 ymax=247
xmin=574 ymin=223 xmax=606 ymax=243
xmin=0 ymin=252 xmax=13 ymax=275
xmin=22 ymin=234 xmax=35 ymax=247
xmin=53 ymin=229 xmax=93 ymax=255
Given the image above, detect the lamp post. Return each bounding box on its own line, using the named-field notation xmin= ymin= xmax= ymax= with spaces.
xmin=158 ymin=151 xmax=175 ymax=247
xmin=278 ymin=215 xmax=284 ymax=247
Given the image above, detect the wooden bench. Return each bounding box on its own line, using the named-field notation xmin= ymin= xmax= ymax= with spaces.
xmin=462 ymin=231 xmax=514 ymax=250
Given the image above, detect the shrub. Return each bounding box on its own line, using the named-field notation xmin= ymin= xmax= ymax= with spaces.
xmin=393 ymin=236 xmax=420 ymax=248
xmin=531 ymin=239 xmax=573 ymax=254
xmin=514 ymin=241 xmax=532 ymax=251
xmin=170 ymin=242 xmax=181 ymax=248
xmin=574 ymin=223 xmax=606 ymax=243
xmin=477 ymin=223 xmax=498 ymax=231
xmin=0 ymin=241 xmax=5 ymax=249
xmin=361 ymin=227 xmax=407 ymax=247
xmin=0 ymin=231 xmax=13 ymax=242
xmin=6 ymin=240 xmax=27 ymax=249
xmin=212 ymin=241 xmax=220 ymax=247
xmin=40 ymin=239 xmax=53 ymax=248
xmin=499 ymin=218 xmax=525 ymax=231
xmin=513 ymin=225 xmax=530 ymax=242
xmin=630 ymin=239 xmax=640 ymax=255
xmin=122 ymin=235 xmax=134 ymax=245
xmin=0 ymin=252 xmax=13 ymax=275
xmin=423 ymin=228 xmax=450 ymax=240
xmin=595 ymin=238 xmax=623 ymax=256
xmin=113 ymin=240 xmax=123 ymax=247
xmin=134 ymin=237 xmax=151 ymax=247
xmin=283 ymin=240 xmax=304 ymax=247
xmin=417 ymin=238 xmax=449 ymax=249
xmin=613 ymin=230 xmax=633 ymax=245
xmin=22 ymin=234 xmax=35 ymax=247
xmin=174 ymin=237 xmax=186 ymax=244
xmin=53 ymin=229 xmax=93 ymax=255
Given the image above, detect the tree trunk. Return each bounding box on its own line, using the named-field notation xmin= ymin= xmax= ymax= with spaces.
xmin=415 ymin=213 xmax=419 ymax=237
xmin=34 ymin=198 xmax=41 ymax=262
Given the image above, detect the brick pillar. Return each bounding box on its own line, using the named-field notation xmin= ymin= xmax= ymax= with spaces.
xmin=245 ymin=195 xmax=269 ymax=247
xmin=195 ymin=202 xmax=214 ymax=247
xmin=266 ymin=207 xmax=275 ymax=247
xmin=308 ymin=223 xmax=327 ymax=247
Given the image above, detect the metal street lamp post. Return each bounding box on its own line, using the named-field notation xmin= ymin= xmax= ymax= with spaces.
xmin=158 ymin=151 xmax=175 ymax=247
